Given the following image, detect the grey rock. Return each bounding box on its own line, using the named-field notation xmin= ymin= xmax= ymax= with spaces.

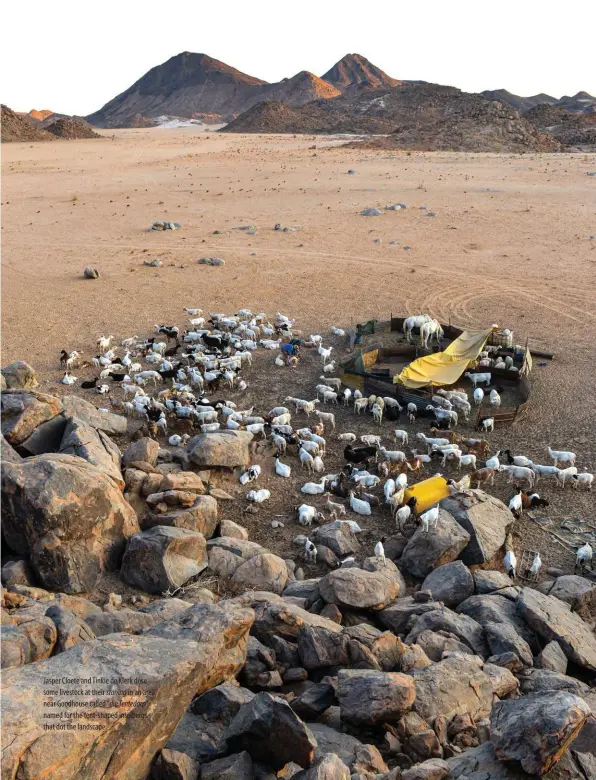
xmin=413 ymin=655 xmax=493 ymax=726
xmin=319 ymin=566 xmax=400 ymax=611
xmin=1 ymin=389 xmax=62 ymax=445
xmin=231 ymin=554 xmax=288 ymax=595
xmin=251 ymin=600 xmax=342 ymax=646
xmin=297 ymin=625 xmax=351 ymax=669
xmin=17 ymin=414 xmax=68 ymax=456
xmin=220 ymin=692 xmax=317 ymax=770
xmin=121 ymin=526 xmax=207 ymax=594
xmin=473 ymin=568 xmax=514 ymax=594
xmin=201 ymin=752 xmax=253 ymax=780
xmin=337 ymin=668 xmax=415 ymax=725
xmin=1 ymin=560 xmax=35 ymax=588
xmin=311 ymin=523 xmax=360 ymax=557
xmin=60 ymin=416 xmax=123 ymax=488
xmin=83 ymin=267 xmax=100 ymax=278
xmin=1 ymin=361 xmax=39 ymax=390
xmin=548 ymin=575 xmax=594 ymax=607
xmin=483 ymin=662 xmax=519 ymax=697
xmin=516 ymin=667 xmax=588 ymax=696
xmin=85 ymin=609 xmax=172 ymax=637
xmin=360 ymin=208 xmax=383 ymax=216
xmin=379 ymin=597 xmax=442 ymax=635
xmin=400 ymin=509 xmax=471 ymax=578
xmin=145 ymin=495 xmax=219 ymax=538
xmin=484 ymin=620 xmax=534 ymax=667
xmin=291 ymin=681 xmax=337 ymax=719
xmin=440 ymin=491 xmax=513 ymax=565
xmin=0 ymin=625 xmax=31 ymax=668
xmin=1 ymin=433 xmax=22 ymax=463
xmin=536 ymin=640 xmax=568 ymax=674
xmin=188 ymin=431 xmax=253 ymax=469
xmin=517 ymin=586 xmax=596 ymax=672
xmin=401 ymin=758 xmax=450 ymax=780
xmin=122 ymin=437 xmax=159 ymax=467
xmin=491 ymin=692 xmax=591 ymax=775
xmin=406 ymin=607 xmax=488 ymax=656
xmin=412 ymin=629 xmax=475 ymax=662
xmin=421 ymin=561 xmax=474 ymax=607
xmin=219 ymin=519 xmax=249 ymax=540
xmin=151 ymin=748 xmax=198 ymax=780
xmin=44 ymin=605 xmax=95 ymax=652
xmin=457 ymin=593 xmax=539 ymax=652
xmin=144 ymin=258 xmax=163 ymax=266
xmin=198 ymin=257 xmax=226 ymax=266
xmin=307 ymin=723 xmax=363 ymax=765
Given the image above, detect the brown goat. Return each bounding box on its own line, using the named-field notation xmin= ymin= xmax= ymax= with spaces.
xmin=469 ymin=467 xmax=497 ymax=488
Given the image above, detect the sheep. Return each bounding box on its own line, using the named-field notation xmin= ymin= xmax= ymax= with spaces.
xmin=371 ymin=403 xmax=383 ymax=426
xmin=478 ymin=417 xmax=494 ymax=433
xmin=285 ymin=397 xmax=319 ymax=416
xmin=450 ymin=396 xmax=471 ymax=420
xmin=246 ymin=423 xmax=266 ymax=436
xmin=269 ymin=406 xmax=290 ymax=418
xmin=271 ymin=433 xmax=287 ymax=455
xmin=383 ymin=397 xmax=403 ymax=411
xmin=342 ymin=388 xmax=352 ymax=406
xmin=338 ymin=432 xmax=357 ymax=442
xmin=321 ymin=376 xmax=341 ymax=391
xmin=465 ymin=372 xmax=492 ymax=388
xmin=428 ymin=405 xmax=458 ymax=427
xmin=322 ymin=361 xmax=336 ymax=374
xmin=271 ymin=413 xmax=292 ymax=427
xmin=315 ymin=410 xmax=335 ymax=429
xmin=354 ymin=398 xmax=369 ymax=414
xmin=299 ymin=448 xmax=315 ymax=471
xmin=360 ymin=435 xmax=381 ymax=447
xmin=316 ymin=384 xmax=334 ymax=398
xmin=469 ymin=467 xmax=497 ymax=488
xmin=416 ymin=432 xmax=450 ymax=453
xmin=461 ymin=438 xmax=489 ymax=457
xmin=431 ymin=394 xmax=453 ymax=410
xmin=531 ymin=464 xmax=561 ymax=483
xmin=325 ymin=495 xmax=346 ymax=518
xmin=394 ymin=497 xmax=418 ymax=530
xmin=473 ymin=388 xmax=484 ymax=406
xmin=458 ymin=453 xmax=477 ymax=470
xmin=571 ymin=472 xmax=594 ymax=490
xmin=136 ymin=370 xmax=162 ymax=387
xmin=156 ymin=416 xmax=168 ymax=435
xmin=489 ymin=389 xmax=501 ymax=408
xmin=97 ymin=335 xmax=114 ymax=352
xmin=407 ymin=403 xmax=417 ymax=416
xmin=420 ymin=505 xmax=440 ymax=532
xmin=377 ymin=447 xmax=406 ymax=463
xmin=299 ymin=440 xmax=320 ymax=455
xmin=201 ymin=422 xmax=221 ymax=433
xmin=556 ymin=466 xmax=578 ymax=488
xmin=500 ymin=465 xmax=535 ymax=488
xmin=318 ymin=346 xmax=333 ymax=363
xmin=430 ymin=428 xmax=460 ymax=444
xmin=393 ymin=429 xmax=408 ymax=445
xmin=296 ymin=504 xmax=323 ymax=526
xmin=323 ymin=390 xmax=339 ymax=405
xmin=547 ymin=446 xmax=576 ymax=467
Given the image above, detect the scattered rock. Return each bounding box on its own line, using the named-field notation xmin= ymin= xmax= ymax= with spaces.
xmin=152 ymin=748 xmax=199 ymax=780
xmin=297 ymin=625 xmax=351 ymax=669
xmin=473 ymin=569 xmax=514 ymax=594
xmin=201 ymin=751 xmax=254 ymax=780
xmin=83 ymin=267 xmax=100 ymax=278
xmin=491 ymin=691 xmax=591 ymax=774
xmin=121 ymin=526 xmax=207 ymax=594
xmin=337 ymin=668 xmax=415 ymax=725
xmin=145 ymin=494 xmax=219 ymax=538
xmin=406 ymin=608 xmax=488 ymax=656
xmin=400 ymin=510 xmax=471 ymax=578
xmin=311 ymin=523 xmax=360 ymax=557
xmin=401 ymin=758 xmax=450 ymax=780
xmin=379 ymin=597 xmax=442 ymax=635
xmin=457 ymin=593 xmax=538 ymax=652
xmin=219 ymin=519 xmax=249 ymax=539
xmin=62 ymin=395 xmax=127 ymax=434
xmin=291 ymin=680 xmax=336 ymax=719
xmin=319 ymin=565 xmax=400 ymax=611
xmin=151 ymin=221 xmax=182 ymax=230
xmin=199 ymin=257 xmax=226 ymax=266
xmin=421 ymin=561 xmax=474 ymax=607
xmin=360 ymin=208 xmax=383 ymax=216
xmin=123 ymin=437 xmax=160 ymax=467
xmin=144 ymin=258 xmax=163 ymax=267
xmin=231 ymin=553 xmax=289 ymax=595
xmin=484 ymin=620 xmax=534 ymax=667
xmin=547 ymin=575 xmax=595 ymax=607
xmin=251 ymin=600 xmax=342 ymax=645
xmin=188 ymin=431 xmax=253 ymax=469
xmin=413 ymin=629 xmax=475 ymax=662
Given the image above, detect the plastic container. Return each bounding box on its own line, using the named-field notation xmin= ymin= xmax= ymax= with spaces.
xmin=404 ymin=475 xmax=450 ymax=514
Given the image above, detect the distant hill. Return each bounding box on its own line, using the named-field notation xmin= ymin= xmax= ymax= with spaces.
xmin=44 ymin=117 xmax=101 ymax=139
xmin=525 ymin=104 xmax=596 ymax=149
xmin=86 ymin=51 xmax=397 ymax=128
xmin=321 ymin=53 xmax=400 ymax=91
xmin=2 ymin=105 xmax=55 ymax=142
xmin=224 ymin=84 xmax=561 ymax=152
xmin=28 ymin=109 xmax=55 ymax=121
xmin=86 ymin=52 xmax=269 ymax=127
xmin=482 ymin=88 xmax=596 ymax=115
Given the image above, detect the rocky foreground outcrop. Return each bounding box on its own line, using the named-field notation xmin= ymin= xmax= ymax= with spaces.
xmin=2 ymin=374 xmax=595 ymax=780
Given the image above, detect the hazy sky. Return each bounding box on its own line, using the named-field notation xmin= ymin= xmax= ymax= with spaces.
xmin=3 ymin=0 xmax=595 ymax=115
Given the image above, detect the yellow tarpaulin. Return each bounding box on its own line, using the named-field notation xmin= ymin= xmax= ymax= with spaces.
xmin=395 ymin=329 xmax=493 ymax=389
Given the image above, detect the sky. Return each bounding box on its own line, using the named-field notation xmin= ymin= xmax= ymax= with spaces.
xmin=3 ymin=0 xmax=595 ymax=116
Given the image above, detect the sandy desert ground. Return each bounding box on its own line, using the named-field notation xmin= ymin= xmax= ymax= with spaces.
xmin=2 ymin=128 xmax=596 ymax=579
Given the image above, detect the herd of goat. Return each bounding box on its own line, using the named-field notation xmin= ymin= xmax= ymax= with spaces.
xmin=57 ymin=309 xmax=594 ymax=576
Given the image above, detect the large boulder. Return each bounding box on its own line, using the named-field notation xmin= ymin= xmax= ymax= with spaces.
xmin=337 ymin=668 xmax=415 ymax=725
xmin=201 ymin=752 xmax=254 ymax=780
xmin=18 ymin=415 xmax=68 ymax=456
xmin=59 ymin=417 xmax=123 ymax=489
xmin=122 ymin=437 xmax=159 ymax=467
xmin=318 ymin=566 xmax=400 ymax=611
xmin=484 ymin=620 xmax=534 ymax=667
xmin=421 ymin=561 xmax=474 ymax=607
xmin=165 ymin=683 xmax=255 ymax=763
xmin=311 ymin=523 xmax=360 ymax=556
xmin=300 ymin=753 xmax=350 ymax=780
xmin=547 ymin=575 xmax=595 ymax=607
xmin=297 ymin=625 xmax=351 ymax=670
xmin=10 ymin=606 xmax=57 ymax=661
xmin=412 ymin=655 xmax=493 ymax=726
xmin=159 ymin=471 xmax=205 ymax=494
xmin=414 ymin=629 xmax=476 ymax=662
xmin=1 ymin=454 xmax=139 ymax=593
xmin=188 ymin=430 xmax=253 ymax=469
xmin=219 ymin=691 xmax=317 ymax=770
xmin=406 ymin=607 xmax=488 ymax=656
xmin=1 ymin=361 xmax=38 ymax=390
xmin=516 ymin=667 xmax=588 ymax=696
xmin=536 ymin=640 xmax=568 ymax=674
xmin=1 ymin=390 xmax=63 ymax=445
xmin=121 ymin=526 xmax=207 ymax=594
xmin=448 ymin=741 xmax=588 ymax=780
xmin=251 ymin=600 xmax=342 ymax=645
xmin=1 ymin=433 xmax=22 ymax=463
xmin=440 ymin=491 xmax=512 ymax=565
xmin=144 ymin=494 xmax=218 ymax=538
xmin=307 ymin=723 xmax=363 ymax=766
xmin=378 ymin=597 xmax=443 ymax=635
xmin=62 ymin=395 xmax=127 ymax=435
xmin=473 ymin=569 xmax=515 ymax=594
xmin=491 ymin=692 xmax=592 ymax=775
xmin=517 ymin=587 xmax=596 ymax=672
xmin=1 ymin=601 xmax=253 ymax=780
xmin=0 ymin=625 xmax=31 ymax=668
xmin=457 ymin=593 xmax=539 ymax=652
xmin=231 ymin=553 xmax=289 ymax=595
xmin=400 ymin=510 xmax=470 ymax=578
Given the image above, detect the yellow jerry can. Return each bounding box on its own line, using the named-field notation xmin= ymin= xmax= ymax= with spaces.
xmin=404 ymin=475 xmax=450 ymax=514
